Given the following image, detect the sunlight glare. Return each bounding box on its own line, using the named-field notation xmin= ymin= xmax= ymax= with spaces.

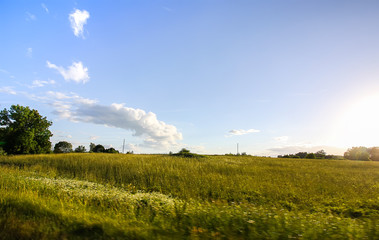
xmin=332 ymin=94 xmax=379 ymax=148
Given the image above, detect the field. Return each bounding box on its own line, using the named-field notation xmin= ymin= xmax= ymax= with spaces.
xmin=0 ymin=154 xmax=378 ymax=239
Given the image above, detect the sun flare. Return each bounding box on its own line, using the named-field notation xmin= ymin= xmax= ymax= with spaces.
xmin=332 ymin=95 xmax=379 ymax=147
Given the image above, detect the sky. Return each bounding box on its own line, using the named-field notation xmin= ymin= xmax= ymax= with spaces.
xmin=1 ymin=0 xmax=379 ymax=156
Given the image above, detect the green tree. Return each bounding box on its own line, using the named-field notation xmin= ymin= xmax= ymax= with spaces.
xmin=295 ymin=152 xmax=308 ymax=158
xmin=306 ymin=153 xmax=316 ymax=159
xmin=344 ymin=147 xmax=370 ymax=161
xmin=93 ymin=144 xmax=105 ymax=153
xmin=105 ymin=147 xmax=119 ymax=153
xmin=315 ymin=150 xmax=326 ymax=159
xmin=89 ymin=142 xmax=96 ymax=152
xmin=54 ymin=141 xmax=73 ymax=153
xmin=0 ymin=105 xmax=52 ymax=154
xmin=74 ymin=145 xmax=86 ymax=153
xmin=369 ymin=147 xmax=379 ymax=161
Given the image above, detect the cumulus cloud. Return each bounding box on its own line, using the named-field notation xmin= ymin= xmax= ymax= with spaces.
xmin=47 ymin=61 xmax=89 ymax=84
xmin=69 ymin=9 xmax=90 ymax=38
xmin=47 ymin=92 xmax=182 ymax=149
xmin=227 ymin=129 xmax=260 ymax=136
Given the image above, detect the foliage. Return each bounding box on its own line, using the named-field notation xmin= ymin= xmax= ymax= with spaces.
xmin=53 ymin=141 xmax=73 ymax=153
xmin=89 ymin=142 xmax=96 ymax=152
xmin=315 ymin=150 xmax=326 ymax=158
xmin=93 ymin=144 xmax=105 ymax=153
xmin=0 ymin=105 xmax=52 ymax=154
xmin=370 ymin=147 xmax=379 ymax=161
xmin=306 ymin=153 xmax=316 ymax=159
xmin=104 ymin=147 xmax=119 ymax=153
xmin=74 ymin=145 xmax=86 ymax=153
xmin=172 ymin=148 xmax=204 ymax=158
xmin=344 ymin=146 xmax=370 ymax=161
xmin=278 ymin=150 xmax=342 ymax=160
xmin=0 ymin=154 xmax=378 ymax=239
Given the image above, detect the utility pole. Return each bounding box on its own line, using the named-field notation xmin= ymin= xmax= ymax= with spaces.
xmin=237 ymin=143 xmax=239 ymax=155
xmin=122 ymin=139 xmax=125 ymax=154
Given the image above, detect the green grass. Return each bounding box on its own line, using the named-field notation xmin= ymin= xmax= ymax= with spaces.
xmin=0 ymin=154 xmax=378 ymax=239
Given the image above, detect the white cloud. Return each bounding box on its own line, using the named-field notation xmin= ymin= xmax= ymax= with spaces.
xmin=0 ymin=87 xmax=17 ymax=95
xmin=227 ymin=129 xmax=260 ymax=136
xmin=32 ymin=79 xmax=55 ymax=88
xmin=47 ymin=61 xmax=89 ymax=84
xmin=26 ymin=12 xmax=36 ymax=21
xmin=90 ymin=136 xmax=99 ymax=140
xmin=41 ymin=3 xmax=49 ymax=13
xmin=69 ymin=9 xmax=90 ymax=38
xmin=124 ymin=143 xmax=139 ymax=153
xmin=274 ymin=136 xmax=289 ymax=142
xmin=46 ymin=92 xmax=182 ymax=149
xmin=26 ymin=48 xmax=32 ymax=58
xmin=0 ymin=69 xmax=9 ymax=74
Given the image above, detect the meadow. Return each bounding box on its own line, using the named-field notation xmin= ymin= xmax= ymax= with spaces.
xmin=0 ymin=154 xmax=378 ymax=239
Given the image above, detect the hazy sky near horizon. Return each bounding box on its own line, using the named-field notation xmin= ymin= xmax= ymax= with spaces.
xmin=1 ymin=0 xmax=379 ymax=155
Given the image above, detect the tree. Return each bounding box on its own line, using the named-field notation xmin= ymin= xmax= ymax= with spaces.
xmin=93 ymin=144 xmax=105 ymax=153
xmin=74 ymin=145 xmax=86 ymax=153
xmin=305 ymin=153 xmax=316 ymax=159
xmin=89 ymin=143 xmax=96 ymax=152
xmin=315 ymin=150 xmax=326 ymax=159
xmin=0 ymin=105 xmax=52 ymax=154
xmin=369 ymin=147 xmax=379 ymax=161
xmin=54 ymin=141 xmax=73 ymax=153
xmin=344 ymin=147 xmax=370 ymax=161
xmin=104 ymin=147 xmax=119 ymax=153
xmin=295 ymin=152 xmax=308 ymax=158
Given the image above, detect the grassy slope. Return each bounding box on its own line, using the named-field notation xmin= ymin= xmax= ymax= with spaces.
xmin=0 ymin=154 xmax=378 ymax=239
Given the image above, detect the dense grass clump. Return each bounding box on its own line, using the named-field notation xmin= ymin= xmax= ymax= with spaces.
xmin=0 ymin=154 xmax=378 ymax=239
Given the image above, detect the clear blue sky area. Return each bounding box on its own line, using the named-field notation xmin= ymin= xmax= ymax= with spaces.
xmin=1 ymin=1 xmax=379 ymax=155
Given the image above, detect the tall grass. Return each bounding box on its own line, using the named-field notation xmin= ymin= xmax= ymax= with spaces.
xmin=0 ymin=154 xmax=378 ymax=239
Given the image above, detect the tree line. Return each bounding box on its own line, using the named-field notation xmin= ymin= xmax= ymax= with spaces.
xmin=1 ymin=105 xmax=378 ymax=160
xmin=278 ymin=147 xmax=379 ymax=161
xmin=53 ymin=141 xmax=123 ymax=154
xmin=277 ymin=150 xmax=342 ymax=159
xmin=0 ymin=105 xmax=126 ymax=155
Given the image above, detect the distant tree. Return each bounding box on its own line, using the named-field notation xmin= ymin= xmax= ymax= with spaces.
xmin=89 ymin=143 xmax=96 ymax=152
xmin=369 ymin=147 xmax=379 ymax=161
xmin=173 ymin=148 xmax=204 ymax=158
xmin=315 ymin=150 xmax=326 ymax=159
xmin=105 ymin=147 xmax=119 ymax=153
xmin=295 ymin=152 xmax=308 ymax=158
xmin=54 ymin=141 xmax=73 ymax=153
xmin=241 ymin=152 xmax=247 ymax=156
xmin=0 ymin=105 xmax=53 ymax=154
xmin=93 ymin=144 xmax=105 ymax=153
xmin=74 ymin=145 xmax=86 ymax=153
xmin=344 ymin=147 xmax=370 ymax=161
xmin=305 ymin=153 xmax=316 ymax=159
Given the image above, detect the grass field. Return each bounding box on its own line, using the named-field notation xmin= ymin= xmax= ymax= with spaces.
xmin=0 ymin=154 xmax=378 ymax=239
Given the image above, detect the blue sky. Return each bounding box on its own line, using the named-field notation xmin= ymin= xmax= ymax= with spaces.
xmin=1 ymin=0 xmax=379 ymax=155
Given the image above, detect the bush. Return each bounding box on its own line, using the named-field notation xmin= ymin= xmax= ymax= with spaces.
xmin=172 ymin=148 xmax=204 ymax=158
